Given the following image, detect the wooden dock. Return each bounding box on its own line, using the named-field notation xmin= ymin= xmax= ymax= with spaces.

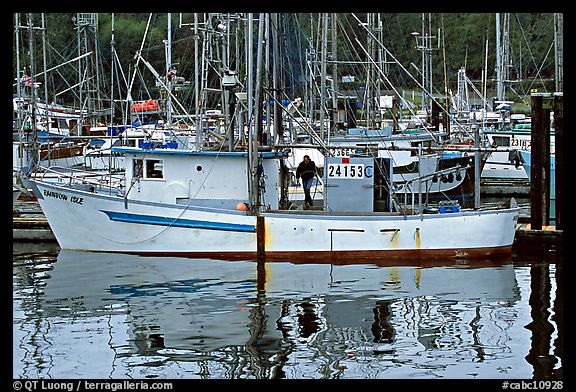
xmin=513 ymin=223 xmax=563 ymax=258
xmin=480 ymin=179 xmax=530 ymax=196
xmin=13 ymin=217 xmax=56 ymax=241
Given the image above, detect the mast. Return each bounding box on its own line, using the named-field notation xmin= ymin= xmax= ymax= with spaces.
xmin=272 ymin=13 xmax=288 ymax=210
xmin=331 ymin=13 xmax=338 ymax=134
xmin=554 ymin=13 xmax=563 ymax=92
xmin=165 ymin=13 xmax=173 ymax=126
xmin=319 ymin=13 xmax=328 ymax=140
xmin=265 ymin=15 xmax=271 ymax=145
xmin=495 ymin=13 xmax=510 ymax=102
xmin=110 ymin=13 xmax=115 ymax=124
xmin=247 ymin=13 xmax=256 ymax=210
xmin=28 ymin=13 xmax=38 ymax=171
xmin=495 ymin=13 xmax=501 ymax=101
xmin=271 ymin=13 xmax=282 ymax=144
xmin=194 ymin=13 xmax=201 ymax=150
xmin=254 ymin=14 xmax=264 ymax=147
xmin=41 ymin=14 xmax=49 ymax=134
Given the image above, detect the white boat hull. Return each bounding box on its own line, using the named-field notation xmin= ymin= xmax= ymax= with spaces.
xmin=31 ymin=179 xmax=519 ymax=260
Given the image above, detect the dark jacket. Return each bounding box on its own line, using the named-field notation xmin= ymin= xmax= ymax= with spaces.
xmin=296 ymin=160 xmax=317 ymax=181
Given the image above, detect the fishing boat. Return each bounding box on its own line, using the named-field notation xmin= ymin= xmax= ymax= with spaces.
xmin=27 ymin=12 xmax=519 ymax=260
xmin=481 ymin=124 xmax=556 ymax=184
xmin=29 ymin=133 xmax=519 ymax=259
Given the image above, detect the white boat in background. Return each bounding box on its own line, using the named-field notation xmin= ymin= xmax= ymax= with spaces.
xmin=481 ymin=124 xmax=555 ymax=182
xmin=13 ymin=138 xmax=86 ymax=172
xmin=13 ymin=96 xmax=83 ymax=138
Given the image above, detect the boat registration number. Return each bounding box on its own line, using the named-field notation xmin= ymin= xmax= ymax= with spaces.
xmin=327 ymin=163 xmax=372 ymax=179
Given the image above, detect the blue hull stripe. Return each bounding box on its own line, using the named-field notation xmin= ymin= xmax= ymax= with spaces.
xmin=101 ymin=210 xmax=256 ymax=233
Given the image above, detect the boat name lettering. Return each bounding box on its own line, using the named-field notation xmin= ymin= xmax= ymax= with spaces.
xmin=327 ymin=164 xmax=372 ymax=179
xmin=43 ymin=190 xmax=83 ymax=205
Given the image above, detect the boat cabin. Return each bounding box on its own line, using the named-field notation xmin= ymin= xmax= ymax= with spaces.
xmin=113 ymin=143 xmax=283 ymax=210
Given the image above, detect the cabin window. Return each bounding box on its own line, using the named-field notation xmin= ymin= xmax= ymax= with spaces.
xmin=145 ymin=159 xmax=164 ymax=179
xmin=492 ymin=136 xmax=510 ymax=147
xmin=133 ymin=158 xmax=164 ymax=179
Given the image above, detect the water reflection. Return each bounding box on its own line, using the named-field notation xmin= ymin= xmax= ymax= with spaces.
xmin=523 ymin=262 xmax=563 ymax=379
xmin=12 ymin=248 xmax=563 ymax=379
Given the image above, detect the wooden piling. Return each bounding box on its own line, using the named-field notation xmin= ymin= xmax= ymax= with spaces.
xmin=530 ymin=94 xmax=551 ymax=230
xmin=256 ymin=215 xmax=265 ymax=258
xmin=553 ymin=93 xmax=563 ymax=230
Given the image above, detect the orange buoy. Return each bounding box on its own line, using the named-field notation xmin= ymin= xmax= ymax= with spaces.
xmin=235 ymin=202 xmax=249 ymax=211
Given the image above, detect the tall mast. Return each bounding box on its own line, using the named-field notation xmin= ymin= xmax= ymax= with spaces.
xmin=15 ymin=14 xmax=23 ymax=133
xmin=271 ymin=13 xmax=282 ymax=144
xmin=247 ymin=13 xmax=256 ymax=209
xmin=495 ymin=13 xmax=510 ymax=102
xmin=319 ymin=13 xmax=328 ymax=140
xmin=554 ymin=13 xmax=563 ymax=93
xmin=28 ymin=13 xmax=38 ymax=170
xmin=41 ymin=14 xmax=49 ymax=132
xmin=331 ymin=13 xmax=338 ymax=135
xmin=254 ymin=14 xmax=264 ymax=147
xmin=165 ymin=13 xmax=173 ymax=126
xmin=194 ymin=13 xmax=201 ymax=150
xmin=110 ymin=13 xmax=115 ymax=124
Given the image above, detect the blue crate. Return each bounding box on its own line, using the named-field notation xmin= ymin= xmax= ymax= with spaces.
xmin=439 ymin=205 xmax=460 ymax=213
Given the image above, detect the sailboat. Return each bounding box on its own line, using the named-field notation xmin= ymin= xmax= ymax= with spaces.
xmin=27 ymin=13 xmax=519 ymax=260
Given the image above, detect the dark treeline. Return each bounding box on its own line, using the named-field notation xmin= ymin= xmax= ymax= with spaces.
xmin=14 ymin=13 xmax=556 ymax=107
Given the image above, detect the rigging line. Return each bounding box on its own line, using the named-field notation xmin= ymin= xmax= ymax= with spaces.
xmin=518 ymin=40 xmax=555 ymax=97
xmin=126 ymin=13 xmax=153 ymax=103
xmin=353 ymin=36 xmax=437 ymax=141
xmin=513 ymin=14 xmax=553 ymax=80
xmin=270 ymin=89 xmax=327 ymax=150
xmin=338 ymin=15 xmax=431 ymax=133
xmin=350 ymin=13 xmax=467 ymax=135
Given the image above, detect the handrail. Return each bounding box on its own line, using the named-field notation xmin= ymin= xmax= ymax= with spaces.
xmin=34 ymin=166 xmax=125 ymax=193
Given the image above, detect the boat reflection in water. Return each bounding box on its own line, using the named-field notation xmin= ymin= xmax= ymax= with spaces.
xmin=13 ymin=249 xmax=561 ymax=379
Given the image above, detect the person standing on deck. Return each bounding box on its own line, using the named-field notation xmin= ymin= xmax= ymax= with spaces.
xmin=296 ymin=155 xmax=318 ymax=209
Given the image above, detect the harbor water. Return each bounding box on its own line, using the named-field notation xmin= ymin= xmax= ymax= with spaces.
xmin=13 ymin=240 xmax=563 ymax=380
